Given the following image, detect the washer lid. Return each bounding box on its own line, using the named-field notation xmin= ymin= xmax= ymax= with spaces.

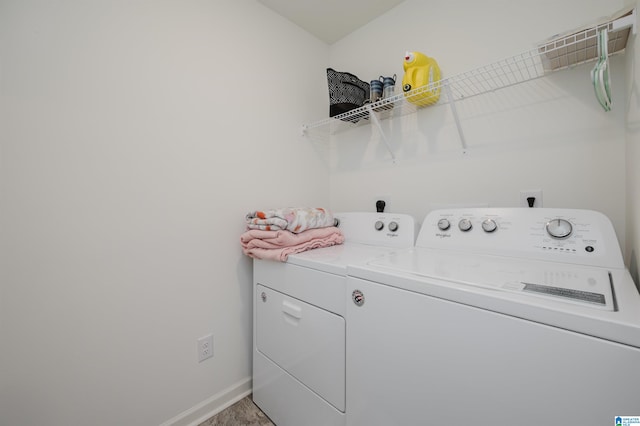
xmin=366 ymin=248 xmax=615 ymax=311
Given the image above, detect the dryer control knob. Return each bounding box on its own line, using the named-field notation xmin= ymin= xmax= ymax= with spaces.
xmin=437 ymin=218 xmax=450 ymax=231
xmin=388 ymin=221 xmax=399 ymax=232
xmin=458 ymin=218 xmax=473 ymax=232
xmin=375 ymin=220 xmax=384 ymax=231
xmin=481 ymin=219 xmax=497 ymax=233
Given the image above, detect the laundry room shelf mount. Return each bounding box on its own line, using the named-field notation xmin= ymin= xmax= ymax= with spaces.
xmin=302 ymin=8 xmax=636 ymax=156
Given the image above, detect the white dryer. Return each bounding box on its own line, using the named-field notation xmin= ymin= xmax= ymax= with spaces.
xmin=252 ymin=212 xmax=415 ymax=426
xmin=346 ymin=208 xmax=640 ymax=426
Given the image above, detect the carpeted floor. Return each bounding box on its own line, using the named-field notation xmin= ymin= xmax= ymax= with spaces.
xmin=198 ymin=396 xmax=274 ymax=426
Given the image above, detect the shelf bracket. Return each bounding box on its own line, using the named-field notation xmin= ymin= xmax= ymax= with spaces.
xmin=367 ymin=105 xmax=397 ymax=163
xmin=444 ymin=84 xmax=468 ymax=154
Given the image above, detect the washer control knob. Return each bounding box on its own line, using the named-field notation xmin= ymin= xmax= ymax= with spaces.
xmin=375 ymin=220 xmax=384 ymax=231
xmin=388 ymin=221 xmax=399 ymax=232
xmin=437 ymin=218 xmax=450 ymax=231
xmin=546 ymin=218 xmax=573 ymax=239
xmin=481 ymin=219 xmax=497 ymax=233
xmin=458 ymin=218 xmax=473 ymax=232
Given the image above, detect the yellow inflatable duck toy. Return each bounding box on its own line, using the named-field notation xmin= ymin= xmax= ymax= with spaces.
xmin=402 ymin=51 xmax=442 ymax=106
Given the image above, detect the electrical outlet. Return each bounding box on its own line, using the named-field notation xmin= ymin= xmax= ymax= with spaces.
xmin=197 ymin=334 xmax=213 ymax=362
xmin=520 ymin=190 xmax=543 ymax=208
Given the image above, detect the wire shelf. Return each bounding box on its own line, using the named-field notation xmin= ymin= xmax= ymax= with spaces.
xmin=538 ymin=21 xmax=631 ymax=71
xmin=446 ymin=50 xmax=546 ymax=101
xmin=303 ymin=9 xmax=634 ymax=140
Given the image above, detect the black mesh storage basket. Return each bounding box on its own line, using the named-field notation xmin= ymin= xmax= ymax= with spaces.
xmin=327 ymin=68 xmax=370 ymax=118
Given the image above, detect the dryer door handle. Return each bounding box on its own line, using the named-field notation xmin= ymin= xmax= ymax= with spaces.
xmin=282 ymin=300 xmax=303 ymax=320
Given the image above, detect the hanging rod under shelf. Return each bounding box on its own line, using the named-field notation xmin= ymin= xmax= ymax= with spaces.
xmin=302 ymin=8 xmax=635 ymax=139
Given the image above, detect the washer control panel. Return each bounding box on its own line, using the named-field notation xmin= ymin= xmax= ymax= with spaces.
xmin=417 ymin=208 xmax=623 ymax=268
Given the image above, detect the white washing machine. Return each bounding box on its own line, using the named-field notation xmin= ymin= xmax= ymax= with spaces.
xmin=346 ymin=208 xmax=640 ymax=426
xmin=252 ymin=212 xmax=415 ymax=426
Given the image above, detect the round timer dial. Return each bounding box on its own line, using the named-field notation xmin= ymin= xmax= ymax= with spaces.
xmin=546 ymin=218 xmax=573 ymax=239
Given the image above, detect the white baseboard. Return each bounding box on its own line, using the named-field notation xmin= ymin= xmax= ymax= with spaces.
xmin=159 ymin=377 xmax=252 ymax=426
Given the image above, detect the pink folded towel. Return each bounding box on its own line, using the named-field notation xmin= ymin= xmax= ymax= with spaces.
xmin=240 ymin=226 xmax=344 ymax=261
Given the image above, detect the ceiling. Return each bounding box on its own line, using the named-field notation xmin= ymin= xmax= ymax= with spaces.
xmin=257 ymin=0 xmax=406 ymax=44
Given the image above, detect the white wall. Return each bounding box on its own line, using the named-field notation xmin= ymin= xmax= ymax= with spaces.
xmin=2 ymin=1 xmax=638 ymax=425
xmin=327 ymin=0 xmax=629 ymax=248
xmin=625 ymin=0 xmax=640 ymax=286
xmin=0 ymin=1 xmax=329 ymax=425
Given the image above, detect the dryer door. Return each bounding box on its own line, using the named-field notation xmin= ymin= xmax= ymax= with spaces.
xmin=256 ymin=284 xmax=345 ymax=411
